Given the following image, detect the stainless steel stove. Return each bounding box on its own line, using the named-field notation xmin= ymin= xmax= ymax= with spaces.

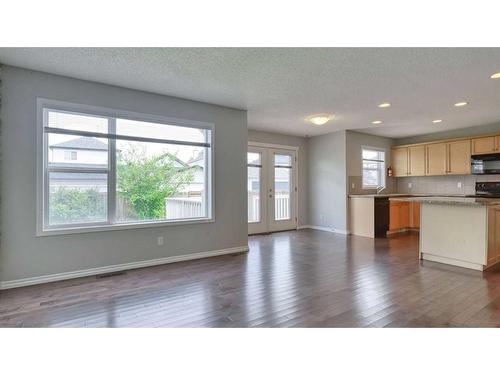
xmin=467 ymin=181 xmax=500 ymax=198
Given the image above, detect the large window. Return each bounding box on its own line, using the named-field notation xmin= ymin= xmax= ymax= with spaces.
xmin=39 ymin=100 xmax=213 ymax=234
xmin=362 ymin=148 xmax=385 ymax=189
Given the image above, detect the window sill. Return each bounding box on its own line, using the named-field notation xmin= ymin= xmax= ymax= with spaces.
xmin=37 ymin=217 xmax=215 ymax=237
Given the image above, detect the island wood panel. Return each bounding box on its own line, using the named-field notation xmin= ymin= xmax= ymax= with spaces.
xmin=487 ymin=206 xmax=500 ymax=266
xmin=408 ymin=145 xmax=425 ymax=176
xmin=448 ymin=139 xmax=471 ymax=175
xmin=425 ymin=142 xmax=447 ymax=176
xmin=392 ymin=147 xmax=408 ymax=177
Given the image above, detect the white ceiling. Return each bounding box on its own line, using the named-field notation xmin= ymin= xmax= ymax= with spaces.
xmin=1 ymin=48 xmax=500 ymax=139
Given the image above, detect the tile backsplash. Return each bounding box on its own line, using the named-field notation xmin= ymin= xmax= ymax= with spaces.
xmin=348 ymin=175 xmax=397 ymax=195
xmin=396 ymin=174 xmax=500 ymax=195
xmin=348 ymin=174 xmax=500 ymax=196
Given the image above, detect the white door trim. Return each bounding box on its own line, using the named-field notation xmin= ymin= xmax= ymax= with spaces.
xmin=247 ymin=143 xmax=298 ymax=234
xmin=248 ymin=141 xmax=299 ymax=151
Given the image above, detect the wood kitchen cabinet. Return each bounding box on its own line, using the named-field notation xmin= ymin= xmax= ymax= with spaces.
xmin=408 ymin=145 xmax=425 ymax=176
xmin=392 ymin=147 xmax=408 ymax=177
xmin=425 ymin=140 xmax=470 ymax=176
xmin=448 ymin=139 xmax=471 ymax=175
xmin=411 ymin=202 xmax=420 ymax=228
xmin=425 ymin=142 xmax=447 ymax=175
xmin=472 ymin=136 xmax=496 ymax=155
xmin=389 ymin=201 xmax=410 ymax=231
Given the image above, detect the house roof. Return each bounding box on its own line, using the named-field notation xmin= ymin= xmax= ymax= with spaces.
xmin=50 ymin=137 xmax=108 ymax=151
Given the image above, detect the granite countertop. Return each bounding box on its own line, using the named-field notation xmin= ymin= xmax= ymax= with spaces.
xmin=389 ymin=196 xmax=500 ymax=206
xmin=348 ymin=193 xmax=469 ymax=199
xmin=349 ymin=194 xmax=416 ymax=198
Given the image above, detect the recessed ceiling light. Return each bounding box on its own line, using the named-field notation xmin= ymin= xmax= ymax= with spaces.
xmin=378 ymin=102 xmax=391 ymax=108
xmin=306 ymin=114 xmax=332 ymax=126
xmin=372 ymin=120 xmax=383 ymax=125
xmin=432 ymin=119 xmax=443 ymax=124
xmin=454 ymin=101 xmax=468 ymax=107
xmin=490 ymin=72 xmax=500 ymax=79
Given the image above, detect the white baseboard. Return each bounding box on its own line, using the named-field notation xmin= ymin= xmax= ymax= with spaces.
xmin=297 ymin=225 xmax=350 ymax=235
xmin=0 ymin=245 xmax=249 ymax=290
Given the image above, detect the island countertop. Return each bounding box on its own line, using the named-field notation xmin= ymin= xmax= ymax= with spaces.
xmin=389 ymin=196 xmax=500 ymax=206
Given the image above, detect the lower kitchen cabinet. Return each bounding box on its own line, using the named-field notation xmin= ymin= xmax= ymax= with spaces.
xmin=389 ymin=201 xmax=420 ymax=232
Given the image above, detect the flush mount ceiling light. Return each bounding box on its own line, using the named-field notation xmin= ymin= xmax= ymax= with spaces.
xmin=378 ymin=102 xmax=391 ymax=108
xmin=490 ymin=72 xmax=500 ymax=79
xmin=306 ymin=114 xmax=332 ymax=126
xmin=432 ymin=119 xmax=443 ymax=124
xmin=454 ymin=101 xmax=468 ymax=107
xmin=372 ymin=120 xmax=383 ymax=125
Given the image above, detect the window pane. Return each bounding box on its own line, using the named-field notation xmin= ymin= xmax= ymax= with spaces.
xmin=248 ymin=166 xmax=260 ymax=223
xmin=47 ymin=110 xmax=108 ymax=133
xmin=116 ymin=118 xmax=209 ymax=144
xmin=247 ymin=152 xmax=261 ymax=165
xmin=274 ymin=154 xmax=292 ymax=167
xmin=48 ymin=172 xmax=107 ymax=225
xmin=362 ymin=149 xmax=384 ymax=161
xmin=48 ymin=134 xmax=108 ymax=168
xmin=116 ymin=139 xmax=206 ymax=222
xmin=363 ymin=169 xmax=379 ymax=186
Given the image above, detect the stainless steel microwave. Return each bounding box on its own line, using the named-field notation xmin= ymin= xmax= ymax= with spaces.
xmin=471 ymin=154 xmax=500 ymax=174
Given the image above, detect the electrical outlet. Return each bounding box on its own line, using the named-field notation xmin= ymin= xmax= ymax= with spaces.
xmin=457 ymin=182 xmax=462 ymax=188
xmin=351 ymin=183 xmax=355 ymax=189
xmin=408 ymin=182 xmax=412 ymax=189
xmin=157 ymin=236 xmax=164 ymax=246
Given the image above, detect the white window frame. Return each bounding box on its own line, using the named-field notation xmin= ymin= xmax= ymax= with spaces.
xmin=36 ymin=98 xmax=215 ymax=236
xmin=361 ymin=146 xmax=386 ymax=189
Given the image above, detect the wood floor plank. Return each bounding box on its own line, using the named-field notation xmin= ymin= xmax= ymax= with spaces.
xmin=2 ymin=229 xmax=500 ymax=327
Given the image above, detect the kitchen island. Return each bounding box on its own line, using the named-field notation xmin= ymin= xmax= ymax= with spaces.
xmin=391 ymin=196 xmax=500 ymax=271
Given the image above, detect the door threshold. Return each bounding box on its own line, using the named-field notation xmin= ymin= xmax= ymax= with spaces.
xmin=248 ymin=228 xmax=298 ymax=236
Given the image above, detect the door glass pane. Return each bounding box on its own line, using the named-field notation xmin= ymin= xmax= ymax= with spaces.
xmin=274 ymin=154 xmax=291 ymax=221
xmin=247 ymin=152 xmax=261 ymax=223
xmin=247 ymin=152 xmax=261 ymax=165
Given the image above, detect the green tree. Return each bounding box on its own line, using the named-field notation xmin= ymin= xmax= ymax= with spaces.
xmin=50 ymin=187 xmax=106 ymax=224
xmin=116 ymin=145 xmax=194 ymax=220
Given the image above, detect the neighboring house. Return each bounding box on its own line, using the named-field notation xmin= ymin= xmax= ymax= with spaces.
xmin=49 ymin=137 xmax=108 ymax=193
xmin=183 ymin=151 xmax=205 ymax=196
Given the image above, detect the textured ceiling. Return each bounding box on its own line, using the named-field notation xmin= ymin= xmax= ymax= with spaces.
xmin=1 ymin=48 xmax=500 ymax=139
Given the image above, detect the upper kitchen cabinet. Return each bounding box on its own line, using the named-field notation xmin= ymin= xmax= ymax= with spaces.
xmin=448 ymin=139 xmax=471 ymax=175
xmin=472 ymin=136 xmax=496 ymax=155
xmin=425 ymin=142 xmax=447 ymax=176
xmin=392 ymin=147 xmax=408 ymax=176
xmin=408 ymin=145 xmax=425 ymax=176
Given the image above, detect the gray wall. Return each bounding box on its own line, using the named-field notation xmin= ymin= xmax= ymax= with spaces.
xmin=247 ymin=129 xmax=308 ymax=226
xmin=0 ymin=66 xmax=248 ymax=282
xmin=346 ymin=130 xmax=397 ymax=195
xmin=308 ymin=130 xmax=347 ymax=231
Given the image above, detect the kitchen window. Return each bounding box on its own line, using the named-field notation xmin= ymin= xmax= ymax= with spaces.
xmin=362 ymin=148 xmax=386 ymax=189
xmin=37 ymin=99 xmax=213 ymax=235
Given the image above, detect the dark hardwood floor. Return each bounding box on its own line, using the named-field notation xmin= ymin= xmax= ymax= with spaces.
xmin=2 ymin=229 xmax=500 ymax=327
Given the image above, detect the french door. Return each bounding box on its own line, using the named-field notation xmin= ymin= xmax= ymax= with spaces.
xmin=247 ymin=145 xmax=297 ymax=234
